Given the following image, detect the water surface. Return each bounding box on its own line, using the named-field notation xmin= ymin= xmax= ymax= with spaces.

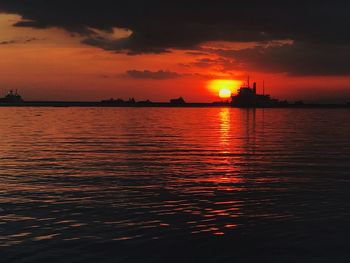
xmin=1 ymin=108 xmax=350 ymax=262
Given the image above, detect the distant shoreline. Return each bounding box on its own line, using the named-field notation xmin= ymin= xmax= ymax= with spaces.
xmin=0 ymin=101 xmax=349 ymax=108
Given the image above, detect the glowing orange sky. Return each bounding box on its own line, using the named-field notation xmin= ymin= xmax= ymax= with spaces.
xmin=0 ymin=14 xmax=349 ymax=102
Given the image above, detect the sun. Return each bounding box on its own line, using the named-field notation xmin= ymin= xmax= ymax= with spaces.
xmin=219 ymin=88 xmax=232 ymax=99
xmin=207 ymin=79 xmax=242 ymax=99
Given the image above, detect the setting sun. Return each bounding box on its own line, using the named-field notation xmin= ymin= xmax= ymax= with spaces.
xmin=219 ymin=88 xmax=232 ymax=99
xmin=207 ymin=79 xmax=242 ymax=99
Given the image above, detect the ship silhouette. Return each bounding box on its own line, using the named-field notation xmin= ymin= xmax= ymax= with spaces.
xmin=0 ymin=90 xmax=24 ymax=103
xmin=231 ymin=78 xmax=287 ymax=107
xmin=170 ymin=97 xmax=186 ymax=104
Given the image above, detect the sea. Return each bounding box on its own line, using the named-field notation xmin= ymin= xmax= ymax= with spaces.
xmin=1 ymin=107 xmax=350 ymax=262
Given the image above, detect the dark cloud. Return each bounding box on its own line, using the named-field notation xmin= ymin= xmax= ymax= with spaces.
xmin=124 ymin=70 xmax=224 ymax=80
xmin=0 ymin=40 xmax=17 ymax=45
xmin=190 ymin=57 xmax=235 ymax=69
xmin=125 ymin=70 xmax=181 ymax=80
xmin=0 ymin=37 xmax=40 ymax=45
xmin=82 ymin=37 xmax=169 ymax=55
xmin=1 ymin=1 xmax=350 ymax=75
xmin=185 ymin=51 xmax=211 ymax=56
xmin=220 ymin=41 xmax=350 ymax=76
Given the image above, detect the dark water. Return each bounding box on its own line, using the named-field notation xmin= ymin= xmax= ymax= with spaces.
xmin=1 ymin=107 xmax=350 ymax=262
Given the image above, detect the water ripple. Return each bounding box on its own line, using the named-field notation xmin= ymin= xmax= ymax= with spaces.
xmin=1 ymin=108 xmax=350 ymax=262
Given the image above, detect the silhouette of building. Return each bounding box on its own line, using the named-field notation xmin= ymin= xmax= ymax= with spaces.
xmin=101 ymin=97 xmax=136 ymax=104
xmin=170 ymin=97 xmax=186 ymax=104
xmin=231 ymin=79 xmax=287 ymax=107
xmin=101 ymin=98 xmax=125 ymax=104
xmin=127 ymin=98 xmax=136 ymax=104
xmin=137 ymin=99 xmax=152 ymax=104
xmin=0 ymin=90 xmax=24 ymax=103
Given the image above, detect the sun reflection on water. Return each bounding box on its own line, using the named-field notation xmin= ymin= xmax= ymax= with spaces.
xmin=219 ymin=108 xmax=231 ymax=148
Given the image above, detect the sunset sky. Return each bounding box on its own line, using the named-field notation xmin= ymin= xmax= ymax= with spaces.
xmin=0 ymin=1 xmax=350 ymax=102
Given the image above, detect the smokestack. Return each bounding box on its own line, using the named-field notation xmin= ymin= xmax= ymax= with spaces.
xmin=263 ymin=81 xmax=265 ymax=95
xmin=253 ymin=82 xmax=257 ymax=94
